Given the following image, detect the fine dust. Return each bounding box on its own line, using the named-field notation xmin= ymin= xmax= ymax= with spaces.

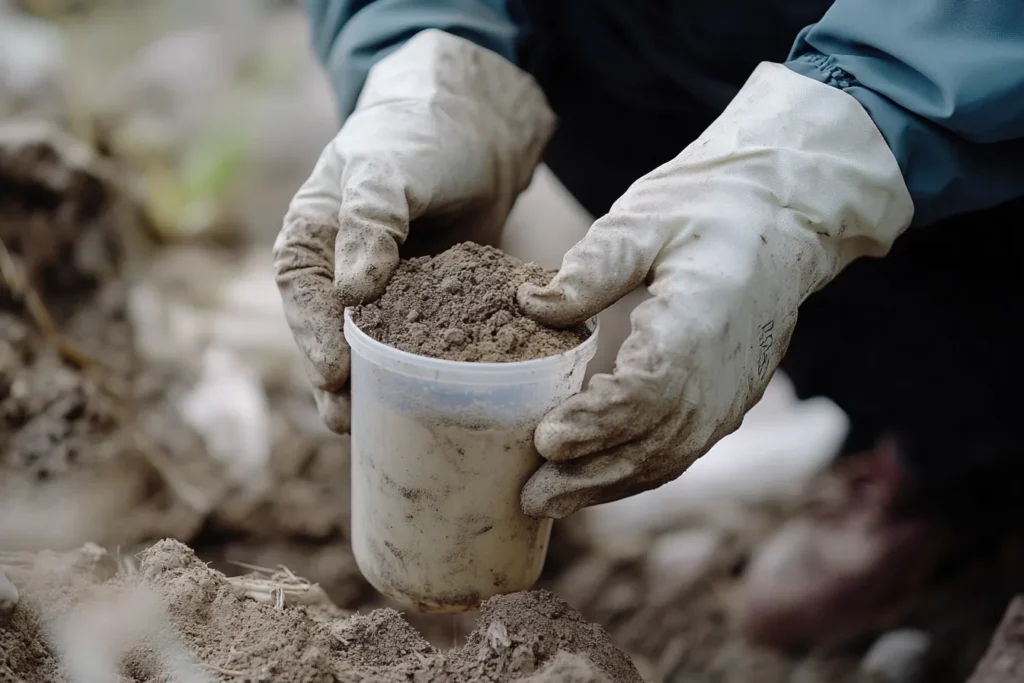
xmin=351 ymin=242 xmax=588 ymax=362
xmin=0 ymin=540 xmax=642 ymax=683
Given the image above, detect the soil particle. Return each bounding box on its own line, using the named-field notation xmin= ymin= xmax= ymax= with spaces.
xmin=351 ymin=242 xmax=589 ymax=362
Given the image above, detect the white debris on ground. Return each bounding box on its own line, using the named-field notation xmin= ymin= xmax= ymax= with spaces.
xmin=860 ymin=630 xmax=931 ymax=683
xmin=643 ymin=528 xmax=724 ymax=605
xmin=581 ymin=372 xmax=848 ymax=541
xmin=177 ymin=346 xmax=271 ymax=495
xmin=0 ymin=6 xmax=67 ymax=118
xmin=127 ymin=247 xmax=309 ymax=394
xmin=127 ymin=245 xmax=316 ymax=497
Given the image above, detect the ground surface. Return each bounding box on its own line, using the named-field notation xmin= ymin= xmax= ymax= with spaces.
xmin=0 ymin=540 xmax=642 ymax=683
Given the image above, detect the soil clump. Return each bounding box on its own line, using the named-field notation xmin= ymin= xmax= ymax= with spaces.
xmin=351 ymin=242 xmax=589 ymax=362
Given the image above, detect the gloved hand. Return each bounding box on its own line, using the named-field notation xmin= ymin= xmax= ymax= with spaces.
xmin=274 ymin=30 xmax=554 ymax=432
xmin=518 ymin=63 xmax=914 ymax=518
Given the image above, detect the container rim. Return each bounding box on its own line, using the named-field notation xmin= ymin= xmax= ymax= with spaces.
xmin=343 ymin=307 xmax=599 ymax=384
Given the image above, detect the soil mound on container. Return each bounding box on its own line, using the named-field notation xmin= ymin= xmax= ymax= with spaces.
xmin=0 ymin=540 xmax=642 ymax=683
xmin=351 ymin=242 xmax=589 ymax=363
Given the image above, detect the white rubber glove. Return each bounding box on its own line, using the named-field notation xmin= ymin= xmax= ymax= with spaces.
xmin=274 ymin=30 xmax=554 ymax=432
xmin=518 ymin=63 xmax=914 ymax=518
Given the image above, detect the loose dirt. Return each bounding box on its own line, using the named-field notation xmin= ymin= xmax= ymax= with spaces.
xmin=351 ymin=242 xmax=589 ymax=362
xmin=0 ymin=122 xmax=133 ymax=479
xmin=0 ymin=122 xmax=229 ymax=553
xmin=0 ymin=540 xmax=643 ymax=683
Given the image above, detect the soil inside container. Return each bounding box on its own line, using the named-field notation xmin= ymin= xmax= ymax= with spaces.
xmin=350 ymin=242 xmax=589 ymax=363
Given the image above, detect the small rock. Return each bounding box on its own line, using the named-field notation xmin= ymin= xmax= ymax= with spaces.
xmin=440 ymin=277 xmax=462 ymax=295
xmin=495 ymin=327 xmax=519 ymax=353
xmin=442 ymin=328 xmax=467 ymax=347
xmin=0 ymin=568 xmax=19 ymax=616
xmin=861 ymin=629 xmax=930 ymax=683
xmin=405 ymin=309 xmax=421 ymax=323
xmin=403 ymin=322 xmax=428 ymax=343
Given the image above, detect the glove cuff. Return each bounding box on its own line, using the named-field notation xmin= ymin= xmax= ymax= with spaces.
xmin=356 ymin=29 xmax=556 ymax=190
xmin=694 ymin=62 xmax=914 ymax=290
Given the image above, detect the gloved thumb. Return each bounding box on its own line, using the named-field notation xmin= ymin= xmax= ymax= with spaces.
xmin=333 ymin=160 xmax=408 ymax=305
xmin=516 ymin=215 xmax=659 ymax=327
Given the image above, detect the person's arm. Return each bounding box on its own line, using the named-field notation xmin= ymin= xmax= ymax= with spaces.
xmin=303 ymin=0 xmax=520 ymax=119
xmin=786 ymin=0 xmax=1024 ymax=226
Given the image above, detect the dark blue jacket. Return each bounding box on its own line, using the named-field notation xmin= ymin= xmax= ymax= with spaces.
xmin=304 ymin=0 xmax=1024 ymax=226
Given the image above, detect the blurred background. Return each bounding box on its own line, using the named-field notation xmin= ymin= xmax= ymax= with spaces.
xmin=0 ymin=1 xmax=1018 ymax=681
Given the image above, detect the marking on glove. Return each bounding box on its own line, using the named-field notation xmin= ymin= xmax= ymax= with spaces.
xmin=756 ymin=320 xmax=775 ymax=380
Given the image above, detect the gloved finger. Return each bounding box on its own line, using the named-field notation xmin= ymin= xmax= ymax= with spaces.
xmin=521 ymin=453 xmax=637 ymax=518
xmin=275 ymin=144 xmax=351 ymax=392
xmin=313 ymin=387 xmax=351 ymax=435
xmin=534 ymin=294 xmax=687 ymax=461
xmin=333 ymin=158 xmax=407 ymax=305
xmin=516 ymin=191 xmax=669 ymax=328
xmin=521 ymin=419 xmax=686 ymax=518
xmin=275 ymin=216 xmax=351 ymax=394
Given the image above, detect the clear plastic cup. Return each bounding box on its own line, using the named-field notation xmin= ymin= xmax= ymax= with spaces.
xmin=343 ymin=308 xmax=598 ymax=613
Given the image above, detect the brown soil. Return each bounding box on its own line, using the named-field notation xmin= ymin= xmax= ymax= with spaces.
xmin=351 ymin=242 xmax=589 ymax=362
xmin=0 ymin=122 xmax=226 ymax=552
xmin=0 ymin=540 xmax=642 ymax=683
xmin=0 ymin=122 xmax=133 ymax=478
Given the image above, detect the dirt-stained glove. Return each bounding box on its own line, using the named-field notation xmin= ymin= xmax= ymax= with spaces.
xmin=518 ymin=63 xmax=914 ymax=518
xmin=274 ymin=30 xmax=554 ymax=432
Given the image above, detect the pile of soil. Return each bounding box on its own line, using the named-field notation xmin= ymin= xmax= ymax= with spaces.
xmin=0 ymin=122 xmax=215 ymax=552
xmin=0 ymin=540 xmax=642 ymax=683
xmin=0 ymin=122 xmax=133 ymax=479
xmin=351 ymin=242 xmax=589 ymax=362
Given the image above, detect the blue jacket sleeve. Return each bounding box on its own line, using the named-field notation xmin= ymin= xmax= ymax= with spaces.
xmin=785 ymin=0 xmax=1024 ymax=226
xmin=303 ymin=0 xmax=520 ymax=121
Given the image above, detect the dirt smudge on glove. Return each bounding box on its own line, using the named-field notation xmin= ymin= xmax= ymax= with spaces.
xmin=351 ymin=242 xmax=588 ymax=362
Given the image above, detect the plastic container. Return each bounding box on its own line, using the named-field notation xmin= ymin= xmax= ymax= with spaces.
xmin=343 ymin=308 xmax=598 ymax=613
